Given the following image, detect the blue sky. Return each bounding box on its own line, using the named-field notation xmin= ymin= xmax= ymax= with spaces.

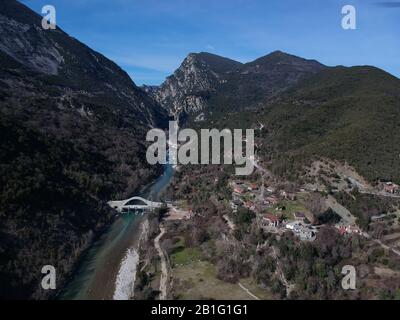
xmin=21 ymin=0 xmax=400 ymax=85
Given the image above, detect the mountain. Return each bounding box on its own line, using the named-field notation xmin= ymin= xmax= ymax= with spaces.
xmin=152 ymin=50 xmax=325 ymax=121
xmin=222 ymin=51 xmax=325 ymax=107
xmin=0 ymin=0 xmax=165 ymax=128
xmin=214 ymin=65 xmax=400 ymax=185
xmin=0 ymin=0 xmax=167 ymax=299
xmin=155 ymin=49 xmax=400 ymax=185
xmin=151 ymin=52 xmax=242 ymax=120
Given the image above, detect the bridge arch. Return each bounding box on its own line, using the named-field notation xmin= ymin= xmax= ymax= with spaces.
xmin=108 ymin=196 xmax=170 ymax=213
xmin=120 ymin=196 xmax=158 ymax=207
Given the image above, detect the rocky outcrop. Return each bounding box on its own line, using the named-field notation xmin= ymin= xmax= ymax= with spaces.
xmin=153 ymin=52 xmax=242 ymax=119
xmin=0 ymin=0 xmax=166 ymax=129
xmin=153 ymin=50 xmax=326 ymax=122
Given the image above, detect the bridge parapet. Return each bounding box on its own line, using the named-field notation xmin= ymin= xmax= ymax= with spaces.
xmin=107 ymin=196 xmax=171 ymax=213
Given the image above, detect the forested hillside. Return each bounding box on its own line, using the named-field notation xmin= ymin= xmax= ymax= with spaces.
xmin=0 ymin=0 xmax=167 ymax=299
xmin=211 ymin=66 xmax=400 ymax=184
xmin=0 ymin=114 xmax=118 ymax=299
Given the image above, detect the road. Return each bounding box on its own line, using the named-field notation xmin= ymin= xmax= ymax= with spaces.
xmin=359 ymin=190 xmax=400 ymax=199
xmin=324 ymin=196 xmax=400 ymax=257
xmin=363 ymin=234 xmax=400 ymax=258
xmin=154 ymin=226 xmax=168 ymax=300
xmin=238 ymin=282 xmax=260 ymax=300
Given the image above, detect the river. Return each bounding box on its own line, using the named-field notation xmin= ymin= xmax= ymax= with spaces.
xmin=59 ymin=163 xmax=174 ymax=300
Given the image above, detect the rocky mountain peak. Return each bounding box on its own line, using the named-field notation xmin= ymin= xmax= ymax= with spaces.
xmin=0 ymin=0 xmax=167 ymax=129
xmin=152 ymin=50 xmax=326 ymax=121
xmin=152 ymin=52 xmax=241 ymax=118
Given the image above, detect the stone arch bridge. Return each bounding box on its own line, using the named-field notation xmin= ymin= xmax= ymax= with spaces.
xmin=108 ymin=196 xmax=171 ymax=213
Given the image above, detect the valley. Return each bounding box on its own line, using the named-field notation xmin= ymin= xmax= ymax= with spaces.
xmin=0 ymin=0 xmax=167 ymax=300
xmin=134 ymin=49 xmax=400 ymax=300
xmin=1 ymin=0 xmax=400 ymax=301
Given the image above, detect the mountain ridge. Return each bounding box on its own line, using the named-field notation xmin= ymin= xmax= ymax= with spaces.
xmin=0 ymin=0 xmax=167 ymax=299
xmin=210 ymin=64 xmax=400 ymax=185
xmin=151 ymin=50 xmax=327 ymax=120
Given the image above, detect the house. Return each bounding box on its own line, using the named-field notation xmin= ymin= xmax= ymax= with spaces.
xmin=230 ymin=180 xmax=244 ymax=187
xmin=299 ymin=228 xmax=317 ymax=241
xmin=230 ymin=199 xmax=243 ymax=212
xmin=285 ymin=221 xmax=300 ymax=231
xmin=384 ymin=182 xmax=399 ymax=194
xmin=266 ymin=196 xmax=278 ymax=205
xmin=286 ymin=222 xmax=317 ymax=241
xmin=294 ymin=212 xmax=306 ymax=221
xmin=262 ymin=213 xmax=279 ymax=227
xmin=266 ymin=187 xmax=275 ymax=193
xmin=230 ymin=201 xmax=238 ymax=211
xmin=233 ymin=186 xmax=245 ymax=194
xmin=244 ymin=201 xmax=256 ymax=211
xmin=335 ymin=223 xmax=361 ymax=235
xmin=347 ymin=224 xmax=361 ymax=234
xmin=248 ymin=183 xmax=259 ymax=191
xmin=338 ymin=226 xmax=347 ymax=235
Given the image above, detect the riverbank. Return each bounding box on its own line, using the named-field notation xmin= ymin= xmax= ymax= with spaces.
xmin=113 ymin=218 xmax=149 ymax=300
xmin=60 ymin=163 xmax=174 ymax=300
xmin=59 ymin=214 xmax=145 ymax=300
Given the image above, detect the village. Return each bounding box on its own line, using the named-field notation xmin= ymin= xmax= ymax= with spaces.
xmin=382 ymin=181 xmax=400 ymax=195
xmin=150 ymin=155 xmax=400 ymax=302
xmin=228 ymin=178 xmax=364 ymax=242
xmin=165 ymin=157 xmax=400 ymax=244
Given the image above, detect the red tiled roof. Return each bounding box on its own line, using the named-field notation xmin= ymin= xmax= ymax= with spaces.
xmin=264 ymin=213 xmax=279 ymax=222
xmin=234 ymin=186 xmax=244 ymax=193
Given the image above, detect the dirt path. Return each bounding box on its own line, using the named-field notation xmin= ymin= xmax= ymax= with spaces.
xmin=368 ymin=236 xmax=400 ymax=257
xmin=271 ymin=246 xmax=295 ymax=296
xmin=238 ymin=282 xmax=260 ymax=300
xmin=360 ymin=190 xmax=400 ymax=199
xmin=154 ymin=226 xmax=168 ymax=300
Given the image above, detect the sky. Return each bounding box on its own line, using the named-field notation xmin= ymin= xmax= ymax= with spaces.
xmin=21 ymin=0 xmax=400 ymax=85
